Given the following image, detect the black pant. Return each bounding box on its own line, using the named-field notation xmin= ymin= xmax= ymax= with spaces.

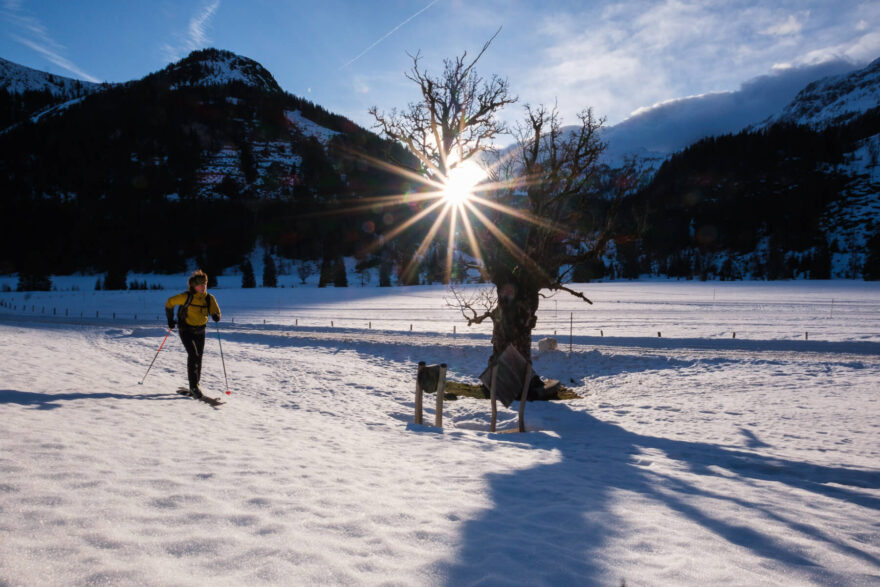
xmin=178 ymin=325 xmax=206 ymax=390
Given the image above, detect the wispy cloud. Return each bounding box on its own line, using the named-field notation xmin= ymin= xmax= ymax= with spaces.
xmin=759 ymin=12 xmax=809 ymax=37
xmin=188 ymin=0 xmax=220 ymax=50
xmin=1 ymin=0 xmax=100 ymax=82
xmin=162 ymin=0 xmax=221 ymax=63
xmin=517 ymin=1 xmax=880 ymax=126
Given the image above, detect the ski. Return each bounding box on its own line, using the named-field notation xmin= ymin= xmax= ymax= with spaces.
xmin=176 ymin=387 xmax=224 ymax=407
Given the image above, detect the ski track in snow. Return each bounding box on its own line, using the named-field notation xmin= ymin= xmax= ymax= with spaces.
xmin=0 ymin=282 xmax=879 ymax=585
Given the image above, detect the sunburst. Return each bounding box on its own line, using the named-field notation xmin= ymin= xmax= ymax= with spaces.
xmin=301 ymin=144 xmax=557 ymax=285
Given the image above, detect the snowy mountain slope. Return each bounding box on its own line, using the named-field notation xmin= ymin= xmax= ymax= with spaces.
xmin=0 ymin=57 xmax=107 ymax=133
xmin=824 ymin=134 xmax=880 ymax=277
xmin=149 ymin=48 xmax=283 ymax=93
xmin=764 ymin=57 xmax=880 ymax=129
xmin=284 ymin=109 xmax=340 ymax=145
xmin=599 ymin=59 xmax=863 ymax=164
xmin=0 ymin=57 xmax=103 ymax=96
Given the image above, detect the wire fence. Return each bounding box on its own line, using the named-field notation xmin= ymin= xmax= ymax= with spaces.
xmin=0 ymin=296 xmax=856 ymax=343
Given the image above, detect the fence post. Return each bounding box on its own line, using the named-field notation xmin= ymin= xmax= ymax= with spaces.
xmin=435 ymin=364 xmax=447 ymax=428
xmin=414 ymin=361 xmax=425 ymax=425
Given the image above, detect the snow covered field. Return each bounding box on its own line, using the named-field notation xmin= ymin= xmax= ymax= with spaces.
xmin=1 ymin=281 xmax=878 ymax=585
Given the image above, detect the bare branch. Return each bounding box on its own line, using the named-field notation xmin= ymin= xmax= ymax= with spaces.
xmin=370 ymin=34 xmax=515 ymax=179
xmin=548 ymin=283 xmax=593 ymax=305
xmin=446 ymin=284 xmax=498 ymax=326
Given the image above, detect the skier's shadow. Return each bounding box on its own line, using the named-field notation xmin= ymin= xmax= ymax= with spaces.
xmin=0 ymin=389 xmax=177 ymax=410
xmin=437 ymin=403 xmax=880 ymax=585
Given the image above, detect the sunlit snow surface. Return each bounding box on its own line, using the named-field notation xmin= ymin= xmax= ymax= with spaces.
xmin=1 ymin=281 xmax=878 ymax=585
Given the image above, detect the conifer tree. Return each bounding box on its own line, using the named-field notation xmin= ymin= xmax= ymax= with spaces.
xmin=17 ymin=271 xmax=53 ymax=292
xmin=333 ymin=256 xmax=348 ymax=287
xmin=864 ymin=230 xmax=880 ymax=280
xmin=241 ymin=259 xmax=256 ymax=288
xmin=103 ymin=268 xmax=128 ymax=291
xmin=379 ymin=259 xmax=392 ymax=287
xmin=262 ymin=252 xmax=277 ymax=287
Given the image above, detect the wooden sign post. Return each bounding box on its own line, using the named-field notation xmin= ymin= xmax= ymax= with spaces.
xmin=481 ymin=344 xmax=534 ymax=433
xmin=415 ymin=361 xmax=425 ymax=425
xmin=415 ymin=362 xmax=447 ymax=428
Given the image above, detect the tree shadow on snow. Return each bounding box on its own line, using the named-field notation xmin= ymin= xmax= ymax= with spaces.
xmin=0 ymin=389 xmax=179 ymax=410
xmin=437 ymin=403 xmax=880 ymax=585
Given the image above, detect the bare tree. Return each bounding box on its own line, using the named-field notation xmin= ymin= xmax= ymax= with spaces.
xmin=368 ymin=30 xmax=515 ymax=179
xmin=457 ymin=104 xmax=630 ymax=362
xmin=373 ymin=39 xmax=633 ymax=366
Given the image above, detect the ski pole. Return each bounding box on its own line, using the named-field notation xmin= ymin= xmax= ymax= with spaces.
xmin=216 ymin=321 xmax=230 ymax=395
xmin=139 ymin=328 xmax=172 ymax=385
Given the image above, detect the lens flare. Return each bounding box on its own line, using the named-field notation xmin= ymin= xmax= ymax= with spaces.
xmin=300 ymin=143 xmax=555 ymax=285
xmin=442 ymin=161 xmax=486 ymax=206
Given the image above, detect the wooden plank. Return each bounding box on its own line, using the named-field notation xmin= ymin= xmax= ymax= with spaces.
xmin=490 ymin=364 xmax=498 ymax=433
xmin=518 ymin=364 xmax=533 ymax=433
xmin=478 ymin=345 xmax=528 ymax=408
xmin=415 ymin=361 xmax=425 ymax=425
xmin=435 ymin=364 xmax=446 ymax=428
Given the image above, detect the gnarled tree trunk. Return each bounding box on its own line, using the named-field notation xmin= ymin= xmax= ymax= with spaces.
xmin=490 ymin=272 xmax=540 ymax=365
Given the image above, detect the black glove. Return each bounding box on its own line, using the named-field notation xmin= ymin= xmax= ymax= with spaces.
xmin=165 ymin=308 xmax=176 ymax=330
xmin=211 ymin=313 xmax=220 ymax=323
xmin=167 ymin=320 xmax=176 ymax=330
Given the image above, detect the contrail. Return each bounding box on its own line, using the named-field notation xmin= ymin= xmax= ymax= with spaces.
xmin=188 ymin=0 xmax=220 ymax=50
xmin=342 ymin=0 xmax=441 ymax=69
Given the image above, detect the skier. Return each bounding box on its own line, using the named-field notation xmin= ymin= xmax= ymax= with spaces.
xmin=165 ymin=270 xmax=221 ymax=398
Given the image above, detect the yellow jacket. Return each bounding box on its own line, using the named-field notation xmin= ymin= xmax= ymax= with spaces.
xmin=165 ymin=291 xmax=221 ymax=327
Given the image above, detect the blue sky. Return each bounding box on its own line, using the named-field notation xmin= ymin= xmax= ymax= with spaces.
xmin=2 ymin=0 xmax=879 ymax=132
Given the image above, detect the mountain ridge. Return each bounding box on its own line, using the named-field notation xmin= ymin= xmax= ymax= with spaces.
xmin=762 ymin=57 xmax=880 ymax=129
xmin=600 ymin=58 xmax=872 ymax=164
xmin=143 ymin=48 xmax=284 ymax=94
xmin=0 ymin=56 xmax=104 ymax=96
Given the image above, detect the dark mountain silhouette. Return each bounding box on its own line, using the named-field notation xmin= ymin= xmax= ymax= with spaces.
xmin=0 ymin=49 xmax=424 ymax=281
